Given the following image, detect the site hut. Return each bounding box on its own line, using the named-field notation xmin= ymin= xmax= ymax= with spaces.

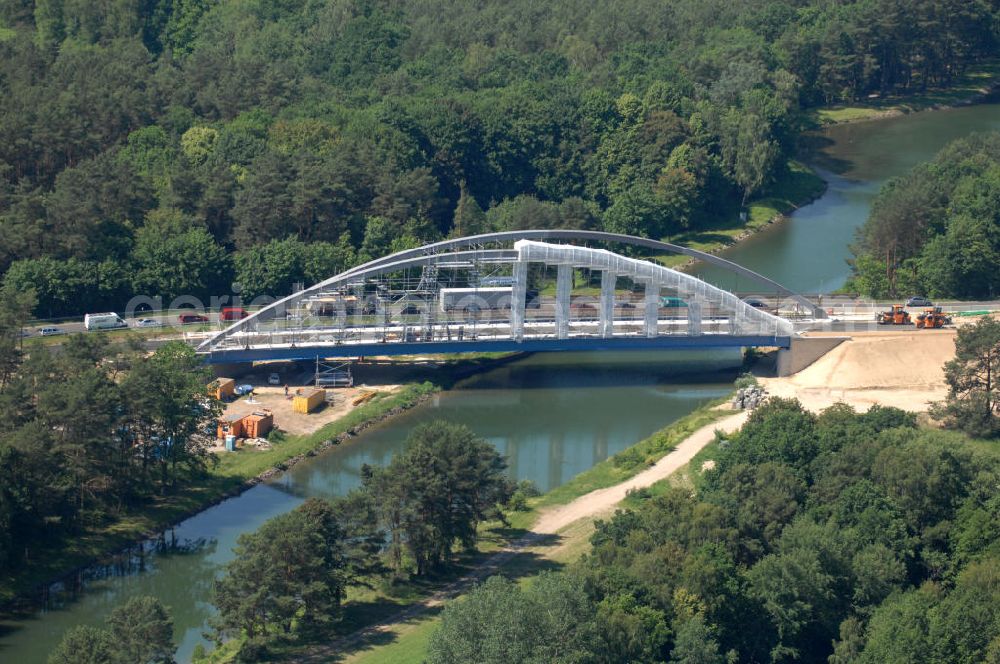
xmin=217 ymin=413 xmax=245 ymax=440
xmin=208 ymin=377 xmax=236 ymax=402
xmin=216 ymin=410 xmax=274 ymax=442
xmin=293 ymin=387 xmax=327 ymax=414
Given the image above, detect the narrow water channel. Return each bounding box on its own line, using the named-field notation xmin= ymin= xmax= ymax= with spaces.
xmin=0 ymin=351 xmax=739 ymax=663
xmin=690 ymin=103 xmax=1000 ymax=293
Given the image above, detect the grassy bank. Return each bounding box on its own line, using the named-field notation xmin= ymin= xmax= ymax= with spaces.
xmin=0 ymin=382 xmax=438 ymax=609
xmin=811 ymin=60 xmax=1000 ymax=126
xmin=659 ymin=160 xmax=826 ymax=269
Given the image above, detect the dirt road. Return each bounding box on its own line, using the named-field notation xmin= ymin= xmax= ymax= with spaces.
xmin=533 ymin=410 xmax=750 ymax=534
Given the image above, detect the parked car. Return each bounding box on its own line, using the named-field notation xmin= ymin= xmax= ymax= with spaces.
xmin=135 ymin=318 xmax=162 ymax=328
xmin=906 ymin=296 xmax=933 ymax=307
xmin=40 ymin=327 xmax=63 ymax=336
xmin=178 ymin=313 xmax=209 ymax=324
xmin=742 ymin=297 xmax=770 ymax=311
xmin=220 ymin=307 xmax=248 ymax=321
xmin=267 ymin=373 xmax=281 ymax=386
xmin=661 ymin=297 xmax=688 ymax=308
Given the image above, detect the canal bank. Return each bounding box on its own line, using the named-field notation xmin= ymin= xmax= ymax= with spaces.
xmin=0 ymin=350 xmax=741 ymax=663
xmin=690 ymin=101 xmax=1000 ymax=294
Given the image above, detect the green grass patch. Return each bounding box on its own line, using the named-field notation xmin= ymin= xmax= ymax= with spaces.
xmin=812 ymin=59 xmax=1000 ymax=126
xmin=344 ymin=615 xmax=440 ymax=664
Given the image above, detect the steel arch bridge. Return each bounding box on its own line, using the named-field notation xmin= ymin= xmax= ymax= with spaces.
xmin=197 ymin=231 xmax=818 ymax=364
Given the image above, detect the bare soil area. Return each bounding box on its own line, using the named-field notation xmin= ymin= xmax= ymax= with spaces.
xmin=762 ymin=329 xmax=956 ymax=413
xmin=220 ymin=384 xmax=402 ymax=437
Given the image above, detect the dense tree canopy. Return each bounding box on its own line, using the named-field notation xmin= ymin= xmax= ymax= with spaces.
xmin=0 ymin=317 xmax=220 ymax=572
xmin=932 ymin=315 xmax=1000 ymax=438
xmin=0 ymin=0 xmax=996 ymax=316
xmin=356 ymin=420 xmax=512 ymax=576
xmin=850 ymin=132 xmax=1000 ymax=299
xmin=428 ymin=400 xmax=1000 ymax=663
xmin=48 ymin=595 xmax=175 ymax=664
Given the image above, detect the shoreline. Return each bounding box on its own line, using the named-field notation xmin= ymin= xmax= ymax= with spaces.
xmin=673 ymin=174 xmax=828 ymax=274
xmin=812 ymin=63 xmax=1000 ymax=127
xmin=0 ymin=353 xmax=533 ymax=617
xmin=672 ymin=68 xmax=1000 ymax=272
xmin=0 ymin=383 xmax=438 ymax=616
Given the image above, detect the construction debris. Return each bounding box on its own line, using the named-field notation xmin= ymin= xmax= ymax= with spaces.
xmin=732 ymin=386 xmax=768 ymax=410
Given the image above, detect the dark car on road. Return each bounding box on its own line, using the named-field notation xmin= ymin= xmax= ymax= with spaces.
xmin=742 ymin=297 xmax=770 ymax=311
xmin=906 ymin=296 xmax=933 ymax=307
xmin=178 ymin=313 xmax=209 ymax=324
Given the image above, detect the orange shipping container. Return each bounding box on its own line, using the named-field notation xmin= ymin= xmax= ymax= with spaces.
xmin=243 ymin=410 xmax=273 ymax=438
xmin=209 ymin=378 xmax=236 ymax=401
xmin=217 ymin=413 xmax=245 ymax=439
xmin=293 ymin=388 xmax=326 ymax=414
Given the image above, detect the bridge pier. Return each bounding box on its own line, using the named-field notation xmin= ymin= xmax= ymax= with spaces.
xmin=556 ymin=263 xmax=571 ymax=339
xmin=644 ymin=282 xmax=659 ymax=338
xmin=511 ymin=258 xmax=529 ymax=341
xmin=600 ymin=271 xmax=615 ymax=338
xmin=776 ymin=336 xmax=848 ymax=376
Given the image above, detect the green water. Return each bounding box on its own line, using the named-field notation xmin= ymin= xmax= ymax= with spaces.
xmin=690 ymin=103 xmax=1000 ymax=293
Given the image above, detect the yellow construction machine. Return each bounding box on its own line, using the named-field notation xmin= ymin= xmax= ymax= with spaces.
xmin=876 ymin=304 xmax=911 ymax=325
xmin=915 ymin=307 xmax=951 ymax=329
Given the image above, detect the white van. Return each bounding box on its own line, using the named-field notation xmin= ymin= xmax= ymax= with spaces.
xmin=84 ymin=312 xmax=127 ymax=331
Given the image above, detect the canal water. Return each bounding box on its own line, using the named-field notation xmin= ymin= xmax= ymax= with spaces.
xmin=3 ymin=102 xmax=999 ymax=663
xmin=690 ymin=103 xmax=1000 ymax=294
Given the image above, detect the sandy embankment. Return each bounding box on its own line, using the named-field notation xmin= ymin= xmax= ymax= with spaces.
xmin=762 ymin=330 xmax=956 ymax=413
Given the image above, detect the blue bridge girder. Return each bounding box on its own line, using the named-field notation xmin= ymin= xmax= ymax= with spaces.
xmin=204 ymin=335 xmax=793 ymax=364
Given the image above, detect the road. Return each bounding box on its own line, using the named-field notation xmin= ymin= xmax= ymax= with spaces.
xmin=19 ymin=295 xmax=1000 ymax=341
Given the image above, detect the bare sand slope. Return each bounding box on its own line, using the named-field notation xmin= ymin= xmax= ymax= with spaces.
xmin=762 ymin=330 xmax=955 ymax=412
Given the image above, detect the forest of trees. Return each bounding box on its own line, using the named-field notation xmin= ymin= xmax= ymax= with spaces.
xmin=48 ymin=595 xmax=175 ymax=664
xmin=1 ymin=0 xmax=998 ymax=316
xmin=850 ymin=131 xmax=1000 ymax=299
xmin=0 ymin=286 xmax=220 ymax=575
xmin=209 ymin=421 xmax=511 ymax=659
xmin=429 ymin=399 xmax=1000 ymax=663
